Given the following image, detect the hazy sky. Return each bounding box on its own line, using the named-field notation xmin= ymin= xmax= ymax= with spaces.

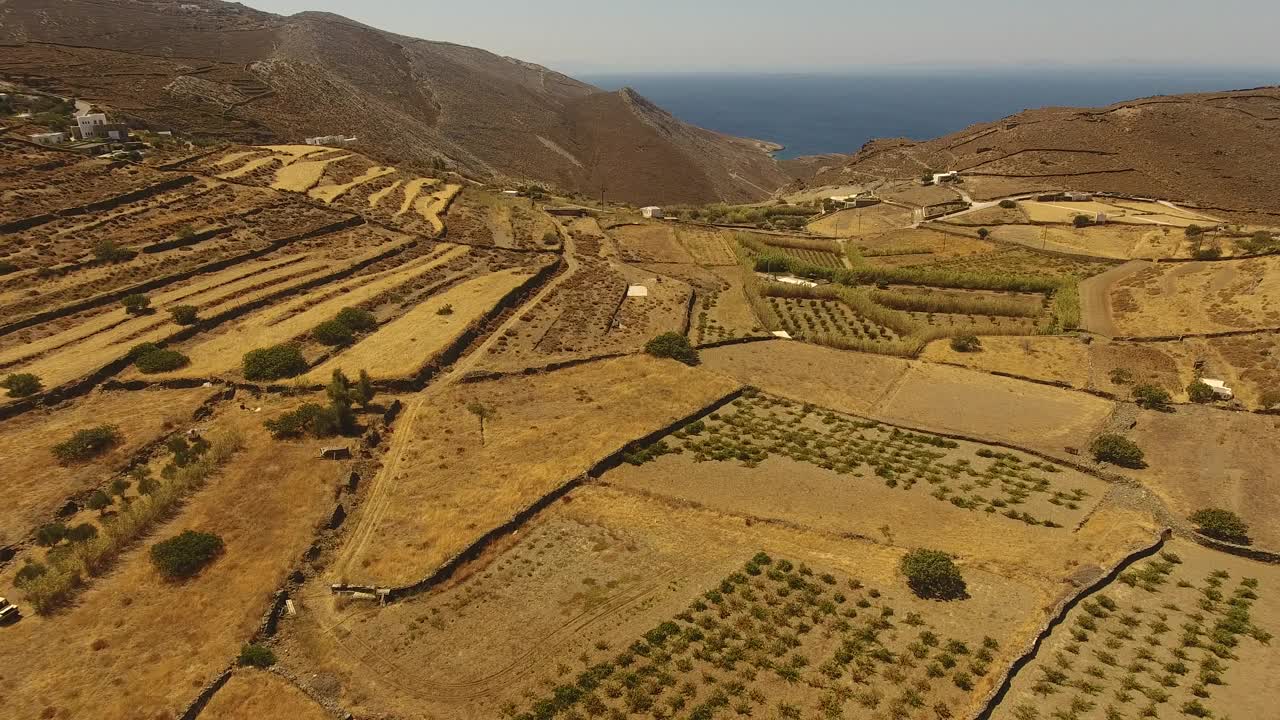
xmin=243 ymin=0 xmax=1280 ymax=74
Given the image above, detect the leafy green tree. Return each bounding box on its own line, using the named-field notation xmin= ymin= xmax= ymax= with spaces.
xmin=169 ymin=305 xmax=199 ymax=325
xmin=645 ymin=332 xmax=699 ymax=365
xmin=1132 ymin=384 xmax=1172 ymax=411
xmin=150 ymin=530 xmax=224 ymax=579
xmin=121 ymin=293 xmax=151 ymax=315
xmin=1186 ymin=380 xmax=1216 ymax=404
xmin=327 ymin=369 xmax=356 ymax=434
xmin=334 ymin=307 xmax=376 ymax=332
xmin=999 ymin=199 xmax=1017 ymax=209
xmin=66 ymin=523 xmax=99 ymax=543
xmin=242 ymin=344 xmax=308 ymax=381
xmin=312 ymin=319 xmax=354 ymax=346
xmin=950 ymin=335 xmax=981 ymax=353
xmin=1 ymin=372 xmax=42 ymax=397
xmin=900 ymin=549 xmax=967 ymax=600
xmin=51 ymin=425 xmax=122 ymax=464
xmin=1189 ymin=508 xmax=1250 ymax=544
xmin=1073 ymin=215 xmax=1093 ymax=228
xmin=977 ymin=228 xmax=990 ymax=240
xmin=355 ymin=369 xmax=375 ymax=410
xmin=15 ymin=561 xmax=48 ymax=588
xmin=237 ymin=644 xmax=277 ymax=668
xmin=1090 ymin=434 xmax=1145 ymax=469
xmin=35 ymin=522 xmax=67 ymax=547
xmin=86 ymin=490 xmax=112 ymax=514
xmin=466 ymin=401 xmax=496 ymax=445
xmin=134 ymin=347 xmax=190 ymax=374
xmin=264 ymin=403 xmax=338 ymax=439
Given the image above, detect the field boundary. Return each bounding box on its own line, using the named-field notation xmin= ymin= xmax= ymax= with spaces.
xmin=458 ymin=351 xmax=630 ymax=384
xmin=971 ymin=529 xmax=1171 ymax=720
xmin=0 ymin=174 xmax=198 ymax=234
xmin=178 ymin=666 xmax=233 ymax=720
xmin=384 ymin=385 xmax=746 ymax=601
xmin=0 ymin=214 xmax=365 ymax=338
xmin=1182 ymin=529 xmax=1280 ymax=564
xmin=1112 ymin=326 xmax=1280 ymax=342
xmin=0 ymin=227 xmax=406 ymax=422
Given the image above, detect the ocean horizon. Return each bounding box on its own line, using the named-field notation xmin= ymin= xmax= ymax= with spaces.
xmin=581 ymin=68 xmax=1279 ymax=159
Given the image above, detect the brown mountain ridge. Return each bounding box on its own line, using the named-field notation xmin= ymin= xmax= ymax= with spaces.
xmin=0 ymin=0 xmax=788 ymax=205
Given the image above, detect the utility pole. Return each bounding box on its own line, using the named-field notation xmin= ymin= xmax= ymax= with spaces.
xmin=599 ymin=183 xmax=605 ymax=209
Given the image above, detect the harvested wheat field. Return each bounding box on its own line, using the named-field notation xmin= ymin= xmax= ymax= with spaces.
xmin=877 ymin=363 xmax=1116 ymax=458
xmin=808 ymin=203 xmax=914 ymax=237
xmin=609 ymin=222 xmax=697 ymax=264
xmin=0 ymin=398 xmax=339 ymax=719
xmin=920 ymin=335 xmax=1094 ymax=388
xmin=333 ymin=355 xmax=738 ymax=587
xmin=165 ymin=243 xmax=467 ymax=379
xmin=200 ymin=670 xmax=331 ymax=720
xmin=305 ymin=264 xmax=544 ymax=382
xmin=1109 ymin=257 xmax=1280 ymax=336
xmin=0 ymin=387 xmax=213 ymax=548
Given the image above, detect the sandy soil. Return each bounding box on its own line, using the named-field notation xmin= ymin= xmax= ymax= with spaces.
xmin=333 ymin=356 xmax=739 ymax=587
xmin=699 ymin=341 xmax=910 ymax=416
xmin=201 ymin=670 xmax=331 ymax=720
xmin=1128 ymin=406 xmax=1280 ymax=549
xmin=0 ymin=387 xmax=214 ymax=547
xmin=920 ymin=336 xmax=1095 ymax=388
xmin=1110 ymin=257 xmax=1280 ymax=336
xmin=877 ymin=363 xmax=1116 ymax=458
xmin=0 ymin=400 xmax=339 ymax=719
xmin=609 ymin=223 xmax=696 ymax=264
xmin=304 ymin=266 xmax=537 ymax=382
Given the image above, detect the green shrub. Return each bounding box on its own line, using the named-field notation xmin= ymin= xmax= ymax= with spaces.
xmin=93 ymin=239 xmax=137 ymax=263
xmin=134 ymin=347 xmax=190 ymax=374
xmin=264 ymin=403 xmax=340 ymax=439
xmin=242 ymin=344 xmax=308 ymax=381
xmin=311 ymin=319 xmax=354 ymax=346
xmin=15 ymin=561 xmax=47 ymax=588
xmin=1073 ymin=215 xmax=1093 ymax=228
xmin=1191 ymin=245 xmax=1221 ymax=260
xmin=900 ymin=549 xmax=966 ymax=600
xmin=645 ymin=332 xmax=699 ymax=365
xmin=66 ymin=523 xmax=99 ymax=543
xmin=1 ymin=372 xmax=42 ymax=397
xmin=335 ymin=306 xmax=377 ymax=332
xmin=977 ymin=228 xmax=990 ymax=240
xmin=1188 ymin=508 xmax=1250 ymax=544
xmin=1090 ymin=434 xmax=1145 ymax=469
xmin=0 ymin=260 xmax=18 ymax=275
xmin=1186 ymin=381 xmax=1216 ymax=404
xmin=1262 ymin=389 xmax=1280 ymax=409
xmin=35 ymin=522 xmax=67 ymax=547
xmin=150 ymin=530 xmax=224 ymax=579
xmin=1108 ymin=368 xmax=1134 ymax=385
xmin=1185 ymin=225 xmax=1204 ymax=238
xmin=436 ymin=304 xmax=454 ymax=316
xmin=86 ymin=489 xmax=112 ymax=513
xmin=52 ymin=425 xmax=122 ymax=464
xmin=999 ymin=199 xmax=1018 ymax=209
xmin=121 ymin=293 xmax=151 ymax=315
xmin=1132 ymin=384 xmax=1172 ymax=411
xmin=237 ymin=643 xmax=277 ymax=668
xmin=950 ymin=335 xmax=981 ymax=353
xmin=169 ymin=305 xmax=199 ymax=325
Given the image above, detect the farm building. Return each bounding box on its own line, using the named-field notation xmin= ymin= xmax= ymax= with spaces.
xmin=1201 ymin=379 xmax=1234 ymax=401
xmin=641 ymin=206 xmax=664 ymax=219
xmin=28 ymin=132 xmax=67 ymax=145
xmin=74 ymin=113 xmax=108 ymax=139
xmin=932 ymin=171 xmax=959 ymax=184
xmin=305 ymin=135 xmax=357 ymax=146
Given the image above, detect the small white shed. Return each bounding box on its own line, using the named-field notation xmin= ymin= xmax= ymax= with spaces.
xmin=1201 ymin=379 xmax=1234 ymax=401
xmin=641 ymin=206 xmax=664 ymax=219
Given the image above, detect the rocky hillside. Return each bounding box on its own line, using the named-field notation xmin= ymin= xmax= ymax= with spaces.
xmin=0 ymin=0 xmax=787 ymax=204
xmin=804 ymin=88 xmax=1280 ymax=221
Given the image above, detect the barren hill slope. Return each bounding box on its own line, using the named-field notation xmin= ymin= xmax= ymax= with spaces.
xmin=0 ymin=0 xmax=787 ymax=204
xmin=806 ymin=88 xmax=1280 ymax=220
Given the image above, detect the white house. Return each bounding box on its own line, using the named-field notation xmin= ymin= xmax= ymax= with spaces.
xmin=641 ymin=206 xmax=664 ymax=219
xmin=29 ymin=132 xmax=68 ymax=146
xmin=932 ymin=171 xmax=960 ymax=185
xmin=76 ymin=113 xmax=108 ymax=139
xmin=304 ymin=135 xmax=356 ymax=147
xmin=1201 ymin=379 xmax=1234 ymax=401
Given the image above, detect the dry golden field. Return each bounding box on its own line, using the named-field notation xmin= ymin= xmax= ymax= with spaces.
xmin=1 ymin=126 xmax=1276 ymax=720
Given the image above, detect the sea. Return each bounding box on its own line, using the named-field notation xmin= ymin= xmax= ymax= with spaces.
xmin=580 ymin=68 xmax=1279 ymax=159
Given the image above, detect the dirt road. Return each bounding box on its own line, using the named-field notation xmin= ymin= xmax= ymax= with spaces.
xmin=1078 ymin=259 xmax=1151 ymax=337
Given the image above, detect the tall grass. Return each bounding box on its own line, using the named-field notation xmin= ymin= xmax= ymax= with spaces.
xmin=870 ymin=289 xmax=1043 ymax=318
xmin=750 ymin=252 xmax=1063 ymax=294
xmin=1048 ymin=278 xmax=1081 ymax=331
xmin=22 ymin=430 xmax=244 ymax=614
